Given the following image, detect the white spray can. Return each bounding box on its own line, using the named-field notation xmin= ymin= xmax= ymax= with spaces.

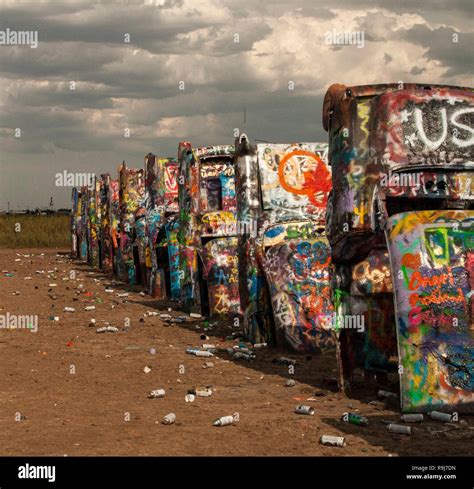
xmin=320 ymin=435 xmax=346 ymax=447
xmin=162 ymin=413 xmax=176 ymax=425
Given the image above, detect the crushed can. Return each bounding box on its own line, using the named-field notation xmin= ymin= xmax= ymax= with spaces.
xmin=295 ymin=405 xmax=314 ymax=416
xmin=320 ymin=435 xmax=346 ymax=447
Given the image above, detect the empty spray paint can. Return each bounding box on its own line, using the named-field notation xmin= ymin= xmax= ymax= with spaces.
xmin=148 ymin=389 xmax=166 ymax=399
xmin=295 ymin=405 xmax=315 ymax=415
xmin=195 ymin=350 xmax=213 ymax=357
xmin=378 ymin=390 xmax=397 ymax=399
xmin=429 ymin=411 xmax=453 ymax=422
xmin=388 ymin=424 xmax=411 ymax=435
xmin=320 ymin=435 xmax=346 ymax=447
xmin=401 ymin=414 xmax=424 ymax=423
xmin=193 ymin=387 xmax=213 ymax=397
xmin=213 ymin=415 xmax=235 ymax=427
xmin=162 ymin=413 xmax=176 ymax=425
xmin=343 ymin=413 xmax=369 ymax=426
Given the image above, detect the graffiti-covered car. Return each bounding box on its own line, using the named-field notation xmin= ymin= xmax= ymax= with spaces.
xmin=78 ymin=185 xmax=89 ymax=261
xmin=86 ymin=178 xmax=101 ymax=268
xmin=323 ymin=83 xmax=473 ymax=412
xmin=235 ymin=135 xmax=334 ymax=352
xmin=177 ymin=142 xmax=241 ymax=317
xmin=108 ymin=178 xmax=121 ymax=275
xmin=118 ymin=162 xmax=146 ymax=285
xmin=144 ymin=153 xmax=181 ymax=299
xmin=98 ymin=173 xmax=113 ymax=273
xmin=71 ymin=187 xmax=80 ymax=257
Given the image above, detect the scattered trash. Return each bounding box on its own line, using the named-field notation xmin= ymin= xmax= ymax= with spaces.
xmin=190 ymin=312 xmax=202 ymax=319
xmin=104 ymin=289 xmax=114 ymax=293
xmin=139 ymin=291 xmax=146 ymax=297
xmin=200 ymin=334 xmax=209 ymax=341
xmin=202 ymin=362 xmax=214 ymax=369
xmin=64 ymin=307 xmax=75 ymax=313
xmin=96 ymin=326 xmax=119 ymax=333
xmin=320 ymin=435 xmax=346 ymax=447
xmin=186 ymin=348 xmax=213 ymax=357
xmin=12 ymin=291 xmax=21 ymax=296
xmin=388 ymin=423 xmax=411 ymax=435
xmin=252 ymin=343 xmax=267 ymax=349
xmin=149 ymin=348 xmax=156 ymax=355
xmin=295 ymin=405 xmax=314 ymax=416
xmin=162 ymin=413 xmax=176 ymax=425
xmin=148 ymin=389 xmax=165 ymax=398
xmin=143 ymin=366 xmax=152 ymax=374
xmin=144 ymin=311 xmax=159 ymax=317
xmin=167 ymin=316 xmax=187 ymax=324
xmin=378 ymin=390 xmax=397 ymax=399
xmin=273 ymin=357 xmax=296 ymax=366
xmin=89 ymin=319 xmax=96 ymax=326
xmin=285 ymin=379 xmax=296 ymax=387
xmin=202 ymin=344 xmax=216 ymax=350
xmin=189 ymin=387 xmax=212 ymax=397
xmin=401 ymin=414 xmax=424 ymax=423
xmin=342 ymin=413 xmax=369 ymax=426
xmin=117 ymin=293 xmax=129 ymax=298
xmin=214 ymin=414 xmax=237 ymax=427
xmin=159 ymin=313 xmax=172 ymax=320
xmin=429 ymin=411 xmax=453 ymax=423
xmin=185 ymin=394 xmax=195 ymax=403
xmin=84 ymin=306 xmax=96 ymax=311
xmin=49 ymin=316 xmax=59 ymax=321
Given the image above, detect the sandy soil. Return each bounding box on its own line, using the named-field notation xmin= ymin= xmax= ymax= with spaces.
xmin=0 ymin=248 xmax=472 ymax=456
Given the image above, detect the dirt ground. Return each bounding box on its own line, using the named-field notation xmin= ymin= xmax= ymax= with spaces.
xmin=0 ymin=248 xmax=472 ymax=456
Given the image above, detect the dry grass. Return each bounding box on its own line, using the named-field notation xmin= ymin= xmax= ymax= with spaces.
xmin=0 ymin=215 xmax=71 ymax=248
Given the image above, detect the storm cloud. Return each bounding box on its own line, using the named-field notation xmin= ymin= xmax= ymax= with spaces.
xmin=0 ymin=0 xmax=472 ymax=209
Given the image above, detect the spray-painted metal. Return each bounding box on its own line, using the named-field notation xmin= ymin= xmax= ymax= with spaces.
xmin=108 ymin=179 xmax=120 ymax=275
xmin=86 ymin=178 xmax=101 ymax=268
xmin=235 ymin=135 xmax=334 ymax=352
xmin=98 ymin=173 xmax=113 ymax=273
xmin=144 ymin=153 xmax=181 ymax=299
xmin=70 ymin=187 xmax=80 ymax=256
xmin=323 ymin=82 xmax=473 ymax=413
xmin=118 ymin=162 xmax=146 ymax=285
xmin=177 ymin=142 xmax=241 ymax=317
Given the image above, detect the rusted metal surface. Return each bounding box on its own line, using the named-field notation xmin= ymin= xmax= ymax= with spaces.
xmin=235 ymin=135 xmax=334 ymax=352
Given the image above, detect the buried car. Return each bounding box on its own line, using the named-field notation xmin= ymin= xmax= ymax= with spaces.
xmin=118 ymin=162 xmax=146 ymax=285
xmin=323 ymin=82 xmax=473 ymax=412
xmin=177 ymin=142 xmax=241 ymax=317
xmin=235 ymin=134 xmax=334 ymax=352
xmin=144 ymin=153 xmax=181 ymax=299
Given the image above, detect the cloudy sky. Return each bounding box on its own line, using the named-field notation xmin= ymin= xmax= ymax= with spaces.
xmin=0 ymin=0 xmax=472 ymax=210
